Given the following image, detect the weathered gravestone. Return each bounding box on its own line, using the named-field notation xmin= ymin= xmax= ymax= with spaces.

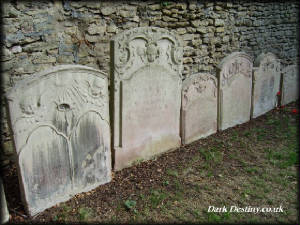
xmin=111 ymin=27 xmax=183 ymax=170
xmin=217 ymin=52 xmax=253 ymax=131
xmin=281 ymin=64 xmax=299 ymax=105
xmin=251 ymin=53 xmax=281 ymax=118
xmin=6 ymin=65 xmax=111 ymax=216
xmin=181 ymin=73 xmax=218 ymax=144
xmin=0 ymin=177 xmax=9 ymax=224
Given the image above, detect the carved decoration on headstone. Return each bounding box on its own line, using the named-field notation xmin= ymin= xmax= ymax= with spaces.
xmin=181 ymin=73 xmax=218 ymax=144
xmin=217 ymin=52 xmax=253 ymax=131
xmin=281 ymin=64 xmax=299 ymax=105
xmin=6 ymin=65 xmax=111 ymax=216
xmin=251 ymin=53 xmax=281 ymax=118
xmin=111 ymin=27 xmax=183 ymax=170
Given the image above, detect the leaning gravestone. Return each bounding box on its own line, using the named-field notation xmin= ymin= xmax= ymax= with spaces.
xmin=181 ymin=73 xmax=218 ymax=144
xmin=217 ymin=52 xmax=253 ymax=131
xmin=6 ymin=65 xmax=111 ymax=216
xmin=111 ymin=27 xmax=183 ymax=170
xmin=251 ymin=53 xmax=281 ymax=118
xmin=0 ymin=177 xmax=9 ymax=224
xmin=281 ymin=64 xmax=299 ymax=105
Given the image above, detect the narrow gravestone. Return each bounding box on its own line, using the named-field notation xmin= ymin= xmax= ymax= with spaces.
xmin=251 ymin=53 xmax=281 ymax=118
xmin=217 ymin=52 xmax=253 ymax=131
xmin=281 ymin=64 xmax=299 ymax=106
xmin=111 ymin=27 xmax=183 ymax=170
xmin=181 ymin=73 xmax=218 ymax=144
xmin=0 ymin=177 xmax=9 ymax=224
xmin=6 ymin=65 xmax=111 ymax=216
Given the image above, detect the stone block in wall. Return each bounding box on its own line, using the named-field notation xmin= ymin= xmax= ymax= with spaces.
xmin=111 ymin=27 xmax=183 ymax=171
xmin=181 ymin=73 xmax=218 ymax=144
xmin=5 ymin=65 xmax=111 ymax=216
xmin=217 ymin=52 xmax=253 ymax=131
xmin=251 ymin=53 xmax=281 ymax=118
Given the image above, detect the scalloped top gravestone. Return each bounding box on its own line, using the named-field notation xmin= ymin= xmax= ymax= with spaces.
xmin=181 ymin=73 xmax=218 ymax=144
xmin=111 ymin=27 xmax=183 ymax=170
xmin=217 ymin=52 xmax=253 ymax=131
xmin=281 ymin=65 xmax=299 ymax=106
xmin=6 ymin=65 xmax=111 ymax=216
xmin=251 ymin=53 xmax=281 ymax=118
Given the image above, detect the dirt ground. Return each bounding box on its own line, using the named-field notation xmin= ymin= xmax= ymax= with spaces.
xmin=2 ymin=101 xmax=299 ymax=224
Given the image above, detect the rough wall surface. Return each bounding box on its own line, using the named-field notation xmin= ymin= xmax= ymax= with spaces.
xmin=1 ymin=0 xmax=299 ymax=164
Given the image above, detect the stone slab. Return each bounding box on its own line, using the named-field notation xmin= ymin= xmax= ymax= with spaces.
xmin=6 ymin=65 xmax=111 ymax=216
xmin=281 ymin=64 xmax=299 ymax=105
xmin=0 ymin=177 xmax=10 ymax=224
xmin=217 ymin=52 xmax=253 ymax=131
xmin=251 ymin=53 xmax=281 ymax=118
xmin=111 ymin=27 xmax=183 ymax=170
xmin=181 ymin=73 xmax=218 ymax=144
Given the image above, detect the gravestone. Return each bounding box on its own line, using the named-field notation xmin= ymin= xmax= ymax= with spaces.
xmin=111 ymin=27 xmax=183 ymax=170
xmin=217 ymin=52 xmax=253 ymax=131
xmin=0 ymin=177 xmax=9 ymax=224
xmin=181 ymin=73 xmax=218 ymax=144
xmin=281 ymin=65 xmax=299 ymax=105
xmin=251 ymin=53 xmax=281 ymax=118
xmin=6 ymin=65 xmax=111 ymax=216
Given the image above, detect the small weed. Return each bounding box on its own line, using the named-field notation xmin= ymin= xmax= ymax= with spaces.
xmin=124 ymin=199 xmax=137 ymax=212
xmin=206 ymin=212 xmax=222 ymax=222
xmin=245 ymin=167 xmax=259 ymax=174
xmin=149 ymin=189 xmax=168 ymax=208
xmin=78 ymin=207 xmax=93 ymax=221
xmin=199 ymin=148 xmax=223 ymax=164
xmin=52 ymin=204 xmax=72 ymax=222
xmin=174 ymin=179 xmax=183 ymax=191
xmin=166 ymin=169 xmax=179 ymax=177
xmin=171 ymin=190 xmax=184 ymax=201
xmin=192 ymin=209 xmax=201 ymax=220
xmin=139 ymin=193 xmax=145 ymax=200
xmin=163 ymin=180 xmax=169 ymax=186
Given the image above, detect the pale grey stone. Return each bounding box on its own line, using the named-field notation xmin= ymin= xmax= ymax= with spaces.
xmin=11 ymin=46 xmax=22 ymax=53
xmin=217 ymin=52 xmax=253 ymax=131
xmin=148 ymin=4 xmax=161 ymax=10
xmin=252 ymin=53 xmax=281 ymax=118
xmin=214 ymin=19 xmax=225 ymax=26
xmin=87 ymin=23 xmax=106 ymax=35
xmin=101 ymin=6 xmax=116 ymax=16
xmin=6 ymin=65 xmax=111 ymax=216
xmin=281 ymin=65 xmax=299 ymax=105
xmin=0 ymin=177 xmax=9 ymax=224
xmin=181 ymin=73 xmax=218 ymax=144
xmin=111 ymin=27 xmax=183 ymax=170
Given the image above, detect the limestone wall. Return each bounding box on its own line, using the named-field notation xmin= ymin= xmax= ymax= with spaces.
xmin=1 ymin=0 xmax=299 ymax=165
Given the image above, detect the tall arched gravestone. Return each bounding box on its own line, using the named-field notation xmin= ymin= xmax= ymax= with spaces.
xmin=111 ymin=27 xmax=183 ymax=170
xmin=251 ymin=53 xmax=281 ymax=118
xmin=181 ymin=73 xmax=218 ymax=144
xmin=217 ymin=52 xmax=253 ymax=131
xmin=6 ymin=65 xmax=111 ymax=216
xmin=281 ymin=65 xmax=299 ymax=105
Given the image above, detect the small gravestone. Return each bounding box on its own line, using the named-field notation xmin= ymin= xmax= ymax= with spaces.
xmin=6 ymin=65 xmax=111 ymax=216
xmin=251 ymin=53 xmax=281 ymax=118
xmin=281 ymin=65 xmax=299 ymax=105
xmin=111 ymin=27 xmax=183 ymax=170
xmin=181 ymin=73 xmax=218 ymax=144
xmin=217 ymin=52 xmax=253 ymax=131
